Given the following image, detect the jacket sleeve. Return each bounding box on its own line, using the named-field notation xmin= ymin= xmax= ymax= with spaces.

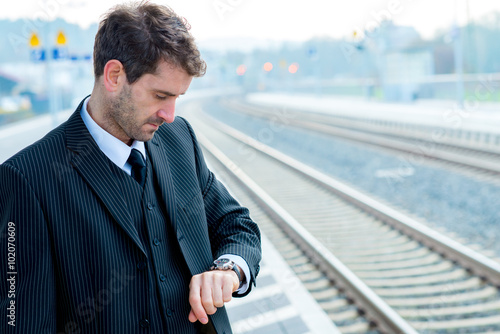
xmin=181 ymin=117 xmax=262 ymax=297
xmin=0 ymin=163 xmax=57 ymax=333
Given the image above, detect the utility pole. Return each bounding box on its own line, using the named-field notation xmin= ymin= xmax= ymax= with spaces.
xmin=454 ymin=0 xmax=465 ymax=109
xmin=46 ymin=21 xmax=58 ymax=127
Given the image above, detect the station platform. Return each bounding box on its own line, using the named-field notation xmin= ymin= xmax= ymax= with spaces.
xmin=0 ymin=110 xmax=71 ymax=163
xmin=247 ymin=93 xmax=500 ymax=134
xmin=225 ymin=234 xmax=340 ymax=334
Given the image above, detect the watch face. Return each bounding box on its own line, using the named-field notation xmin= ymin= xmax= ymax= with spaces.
xmin=215 ymin=258 xmax=233 ymax=269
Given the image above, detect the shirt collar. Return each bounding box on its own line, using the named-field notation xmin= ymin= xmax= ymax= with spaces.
xmin=80 ymin=96 xmax=146 ymax=171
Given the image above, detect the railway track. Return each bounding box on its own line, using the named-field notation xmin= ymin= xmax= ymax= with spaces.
xmin=182 ymin=101 xmax=500 ymax=333
xmin=220 ymin=99 xmax=500 ymax=180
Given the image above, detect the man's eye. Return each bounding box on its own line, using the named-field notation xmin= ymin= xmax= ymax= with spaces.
xmin=156 ymin=94 xmax=167 ymax=100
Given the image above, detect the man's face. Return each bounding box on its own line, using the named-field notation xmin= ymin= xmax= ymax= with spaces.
xmin=108 ymin=61 xmax=192 ymax=145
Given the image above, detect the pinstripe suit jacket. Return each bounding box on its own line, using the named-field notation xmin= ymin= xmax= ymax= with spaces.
xmin=0 ymin=99 xmax=261 ymax=333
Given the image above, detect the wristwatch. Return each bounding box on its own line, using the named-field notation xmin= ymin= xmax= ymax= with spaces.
xmin=210 ymin=258 xmax=243 ymax=289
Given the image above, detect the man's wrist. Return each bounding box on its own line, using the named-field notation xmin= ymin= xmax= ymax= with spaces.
xmin=228 ymin=268 xmax=240 ymax=290
xmin=210 ymin=258 xmax=243 ymax=289
xmin=214 ymin=255 xmax=250 ymax=294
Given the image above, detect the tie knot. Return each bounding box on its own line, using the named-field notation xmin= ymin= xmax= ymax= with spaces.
xmin=128 ymin=149 xmax=145 ymax=168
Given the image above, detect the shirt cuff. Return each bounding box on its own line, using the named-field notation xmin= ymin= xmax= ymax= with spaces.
xmin=217 ymin=254 xmax=250 ymax=294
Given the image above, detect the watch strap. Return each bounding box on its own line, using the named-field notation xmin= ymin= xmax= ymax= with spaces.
xmin=231 ymin=263 xmax=243 ymax=289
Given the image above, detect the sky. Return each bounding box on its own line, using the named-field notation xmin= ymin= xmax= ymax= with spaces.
xmin=2 ymin=0 xmax=500 ymax=43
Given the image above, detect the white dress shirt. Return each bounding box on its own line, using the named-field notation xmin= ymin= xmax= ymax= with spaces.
xmin=80 ymin=97 xmax=250 ymax=293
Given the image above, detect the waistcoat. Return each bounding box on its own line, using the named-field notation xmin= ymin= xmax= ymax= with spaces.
xmin=113 ymin=148 xmax=202 ymax=333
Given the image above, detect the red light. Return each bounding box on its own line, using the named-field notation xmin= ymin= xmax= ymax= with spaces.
xmin=263 ymin=62 xmax=273 ymax=72
xmin=236 ymin=64 xmax=247 ymax=76
xmin=288 ymin=63 xmax=299 ymax=74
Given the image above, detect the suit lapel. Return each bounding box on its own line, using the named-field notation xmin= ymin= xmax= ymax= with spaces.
xmin=146 ymin=132 xmax=213 ymax=276
xmin=65 ymin=101 xmax=147 ymax=256
xmin=145 ymin=136 xmax=178 ymax=233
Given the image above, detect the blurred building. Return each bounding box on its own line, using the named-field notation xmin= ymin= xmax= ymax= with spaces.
xmin=0 ymin=71 xmax=18 ymax=96
xmin=0 ymin=71 xmax=32 ymax=123
xmin=372 ymin=22 xmax=435 ymax=102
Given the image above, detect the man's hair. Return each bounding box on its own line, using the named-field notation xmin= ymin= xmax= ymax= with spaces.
xmin=93 ymin=1 xmax=206 ymax=83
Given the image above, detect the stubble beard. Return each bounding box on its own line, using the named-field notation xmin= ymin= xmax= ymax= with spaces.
xmin=108 ymin=85 xmax=158 ymax=143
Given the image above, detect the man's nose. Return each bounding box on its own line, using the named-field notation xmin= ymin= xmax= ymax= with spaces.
xmin=157 ymin=100 xmax=176 ymax=123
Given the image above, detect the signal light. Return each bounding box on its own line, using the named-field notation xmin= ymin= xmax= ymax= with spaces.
xmin=236 ymin=64 xmax=247 ymax=76
xmin=288 ymin=63 xmax=299 ymax=74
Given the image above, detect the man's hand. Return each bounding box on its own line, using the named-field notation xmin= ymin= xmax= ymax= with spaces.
xmin=188 ymin=267 xmax=242 ymax=324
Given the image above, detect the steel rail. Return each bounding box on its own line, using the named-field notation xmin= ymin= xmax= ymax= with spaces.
xmin=223 ymin=100 xmax=500 ymax=175
xmin=202 ymin=113 xmax=500 ymax=288
xmin=197 ymin=131 xmax=419 ymax=334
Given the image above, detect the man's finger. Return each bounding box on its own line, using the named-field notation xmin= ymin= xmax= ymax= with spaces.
xmin=212 ymin=277 xmax=224 ymax=308
xmin=222 ymin=277 xmax=233 ymax=303
xmin=201 ymin=275 xmax=217 ymax=315
xmin=189 ymin=276 xmax=209 ymax=324
xmin=188 ymin=309 xmax=197 ymax=323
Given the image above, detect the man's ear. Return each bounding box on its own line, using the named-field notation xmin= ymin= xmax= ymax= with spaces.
xmin=102 ymin=60 xmax=126 ymax=93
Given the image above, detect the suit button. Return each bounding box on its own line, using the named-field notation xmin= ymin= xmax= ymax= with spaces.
xmin=159 ymin=274 xmax=166 ymax=282
xmin=166 ymin=308 xmax=173 ymax=317
xmin=153 ymin=238 xmax=160 ymax=246
xmin=139 ymin=318 xmax=150 ymax=328
xmin=136 ymin=261 xmax=147 ymax=271
xmin=147 ymin=203 xmax=154 ymax=210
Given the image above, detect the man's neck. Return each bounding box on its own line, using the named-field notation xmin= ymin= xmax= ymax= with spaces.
xmin=86 ymin=94 xmax=133 ymax=146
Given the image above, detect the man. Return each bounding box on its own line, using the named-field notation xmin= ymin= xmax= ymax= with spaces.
xmin=0 ymin=2 xmax=261 ymax=333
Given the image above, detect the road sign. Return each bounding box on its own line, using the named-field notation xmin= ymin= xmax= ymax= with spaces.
xmin=29 ymin=30 xmax=70 ymax=62
xmin=53 ymin=47 xmax=68 ymax=60
xmin=29 ymin=33 xmax=41 ymax=48
xmin=52 ymin=30 xmax=68 ymax=60
xmin=29 ymin=32 xmax=44 ymax=62
xmin=30 ymin=49 xmax=46 ymax=62
xmin=56 ymin=31 xmax=67 ymax=46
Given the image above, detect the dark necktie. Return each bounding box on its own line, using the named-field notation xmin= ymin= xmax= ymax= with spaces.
xmin=128 ymin=148 xmax=146 ymax=187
